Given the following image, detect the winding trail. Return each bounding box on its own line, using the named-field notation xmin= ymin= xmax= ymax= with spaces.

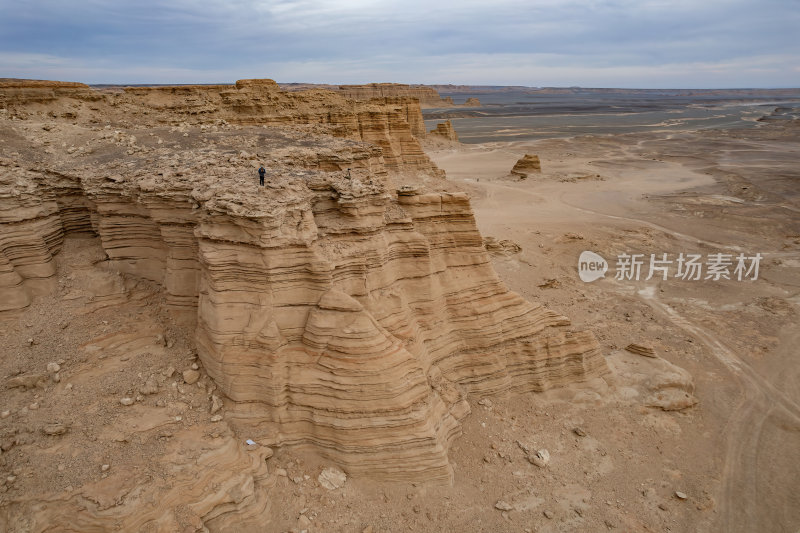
xmin=635 ymin=288 xmax=800 ymax=532
xmin=478 ymin=174 xmax=800 ymax=531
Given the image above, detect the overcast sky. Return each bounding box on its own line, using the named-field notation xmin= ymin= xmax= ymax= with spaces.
xmin=1 ymin=0 xmax=798 ymax=88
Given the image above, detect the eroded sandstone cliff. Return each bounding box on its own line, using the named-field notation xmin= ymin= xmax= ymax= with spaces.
xmin=337 ymin=83 xmax=454 ymax=108
xmin=0 ymin=80 xmax=607 ymax=488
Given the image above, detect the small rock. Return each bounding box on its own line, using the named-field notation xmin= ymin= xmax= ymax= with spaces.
xmin=101 ymin=464 xmax=110 ymax=472
xmin=210 ymin=414 xmax=223 ymax=422
xmin=494 ymin=500 xmax=513 ymax=511
xmin=477 ymin=398 xmax=493 ymax=408
xmin=27 ymin=338 xmax=37 ymax=346
xmin=0 ymin=410 xmax=10 ymax=419
xmin=182 ymin=369 xmax=200 ymax=385
xmin=29 ymin=402 xmax=39 ymax=410
xmin=119 ymin=397 xmax=134 ymax=406
xmin=675 ymin=491 xmax=688 ymax=500
xmin=210 ymin=394 xmax=223 ymax=414
xmin=658 ymin=503 xmax=668 ymax=511
xmin=46 ymin=362 xmax=61 ymax=374
xmin=139 ymin=375 xmax=159 ymax=395
xmin=276 ymin=468 xmax=288 ymax=477
xmin=164 ymin=366 xmax=176 ymax=377
xmin=318 ymin=466 xmax=347 ymax=490
xmin=625 ymin=343 xmax=657 ymax=358
xmin=42 ymin=423 xmax=69 ymax=436
xmin=528 ymin=449 xmax=550 ymax=468
xmin=6 ymin=374 xmax=47 ymax=390
xmin=298 ymin=515 xmax=311 ymax=529
xmin=191 ymin=362 xmax=199 ymax=370
xmin=573 ymin=427 xmax=587 ymax=437
xmin=543 ymin=510 xmax=554 ymax=519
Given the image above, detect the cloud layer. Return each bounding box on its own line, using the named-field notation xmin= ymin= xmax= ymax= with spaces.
xmin=1 ymin=0 xmax=798 ymax=87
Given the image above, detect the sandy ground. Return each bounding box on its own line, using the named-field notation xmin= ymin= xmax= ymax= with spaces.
xmin=2 ymin=122 xmax=799 ymax=532
xmin=427 ymin=125 xmax=800 ymax=532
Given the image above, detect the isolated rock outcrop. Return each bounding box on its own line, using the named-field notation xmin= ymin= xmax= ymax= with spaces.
xmin=0 ymin=79 xmax=608 ymax=484
xmin=510 ymin=154 xmax=542 ymax=178
xmin=429 ymin=120 xmax=459 ymax=142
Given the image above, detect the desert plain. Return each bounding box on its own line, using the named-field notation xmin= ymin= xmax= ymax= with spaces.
xmin=0 ymin=79 xmax=798 ymax=533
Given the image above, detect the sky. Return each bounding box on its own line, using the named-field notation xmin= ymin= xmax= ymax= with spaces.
xmin=1 ymin=0 xmax=798 ymax=88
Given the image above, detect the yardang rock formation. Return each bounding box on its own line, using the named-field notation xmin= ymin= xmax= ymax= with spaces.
xmin=511 ymin=154 xmax=542 ymax=178
xmin=0 ymin=79 xmax=608 ymax=483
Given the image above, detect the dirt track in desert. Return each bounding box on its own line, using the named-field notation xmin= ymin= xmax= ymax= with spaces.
xmin=430 ymin=123 xmax=800 ymax=532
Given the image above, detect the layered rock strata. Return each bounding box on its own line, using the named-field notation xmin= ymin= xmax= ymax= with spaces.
xmin=337 ymin=83 xmax=454 ymax=108
xmin=511 ymin=154 xmax=542 ymax=178
xmin=429 ymin=120 xmax=459 ymax=142
xmin=0 ymin=80 xmax=608 ymax=482
xmin=1 ymin=78 xmax=441 ymax=177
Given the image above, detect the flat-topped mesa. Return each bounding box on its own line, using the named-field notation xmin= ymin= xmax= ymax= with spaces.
xmin=337 ymin=83 xmax=454 ymax=108
xmin=0 ymin=78 xmax=443 ymax=178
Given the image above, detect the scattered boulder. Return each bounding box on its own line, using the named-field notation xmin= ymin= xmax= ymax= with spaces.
xmin=483 ymin=237 xmax=522 ymax=256
xmin=527 ymin=449 xmax=550 ymax=468
xmin=298 ymin=515 xmax=311 ymax=529
xmin=538 ymin=278 xmax=560 ymax=289
xmin=495 ymin=500 xmax=513 ymax=511
xmin=626 ymin=343 xmax=657 ymax=358
xmin=6 ymin=374 xmax=48 ymax=390
xmin=139 ymin=374 xmax=159 ymax=395
xmin=210 ymin=394 xmax=223 ymax=414
xmin=41 ymin=423 xmax=69 ymax=436
xmin=646 ymin=364 xmax=698 ymax=411
xmin=119 ymin=397 xmax=134 ymax=406
xmin=182 ymin=369 xmax=200 ymax=385
xmin=318 ymin=466 xmax=347 ymax=490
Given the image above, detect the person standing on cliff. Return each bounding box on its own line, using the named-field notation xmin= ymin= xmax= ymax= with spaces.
xmin=258 ymin=165 xmax=266 ymax=186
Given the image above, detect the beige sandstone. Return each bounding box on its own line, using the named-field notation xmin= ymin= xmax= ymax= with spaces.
xmin=0 ymin=79 xmax=607 ymax=494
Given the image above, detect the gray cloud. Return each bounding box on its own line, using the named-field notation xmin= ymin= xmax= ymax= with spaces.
xmin=0 ymin=0 xmax=797 ymax=87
